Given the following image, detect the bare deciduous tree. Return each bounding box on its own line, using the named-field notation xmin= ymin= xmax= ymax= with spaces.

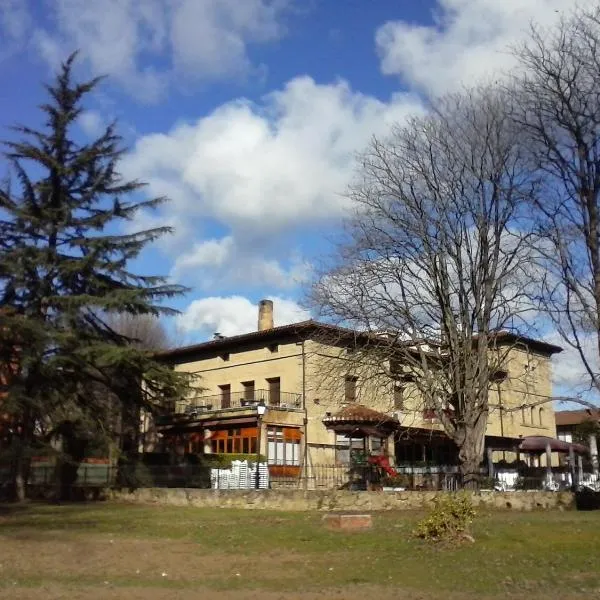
xmin=312 ymin=88 xmax=539 ymax=487
xmin=510 ymin=6 xmax=600 ymax=395
xmin=104 ymin=312 xmax=171 ymax=352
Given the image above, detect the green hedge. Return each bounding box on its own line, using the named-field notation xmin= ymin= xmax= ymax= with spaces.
xmin=201 ymin=453 xmax=267 ymax=469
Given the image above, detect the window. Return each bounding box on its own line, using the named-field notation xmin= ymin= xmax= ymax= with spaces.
xmin=219 ymin=384 xmax=231 ymax=409
xmin=335 ymin=434 xmax=364 ymax=465
xmin=267 ymin=426 xmax=301 ymax=465
xmin=393 ymin=384 xmax=404 ymax=410
xmin=521 ymin=406 xmax=526 ymax=424
xmin=210 ymin=427 xmax=258 ymax=454
xmin=220 ymin=353 xmax=230 ymax=362
xmin=539 ymin=407 xmax=544 ymax=427
xmin=268 ymin=344 xmax=279 ymax=353
xmin=557 ymin=431 xmax=573 ymax=443
xmin=345 ymin=375 xmax=358 ymax=403
xmin=530 ymin=406 xmax=535 ymax=425
xmin=242 ymin=380 xmax=255 ymax=401
xmin=370 ymin=438 xmax=386 ymax=455
xmin=267 ymin=377 xmax=280 ymax=406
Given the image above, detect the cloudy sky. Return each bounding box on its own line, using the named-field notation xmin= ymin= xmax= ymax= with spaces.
xmin=0 ymin=0 xmax=597 ymax=397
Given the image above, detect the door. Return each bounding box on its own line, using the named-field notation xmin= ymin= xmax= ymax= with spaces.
xmin=219 ymin=384 xmax=231 ymax=409
xmin=267 ymin=377 xmax=280 ymax=406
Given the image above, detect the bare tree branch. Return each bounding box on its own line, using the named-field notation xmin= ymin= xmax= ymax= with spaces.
xmin=311 ymin=87 xmax=541 ymax=488
xmin=510 ymin=6 xmax=600 ymax=393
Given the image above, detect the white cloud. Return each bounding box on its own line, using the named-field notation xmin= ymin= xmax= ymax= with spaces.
xmin=376 ymin=0 xmax=599 ymax=96
xmin=547 ymin=331 xmax=600 ymax=398
xmin=177 ymin=295 xmax=310 ymax=337
xmin=78 ymin=110 xmax=105 ymax=138
xmin=34 ymin=0 xmax=291 ymax=101
xmin=0 ymin=0 xmax=31 ymax=58
xmin=122 ymin=76 xmax=422 ymax=290
xmin=124 ymin=76 xmax=422 ymax=230
xmin=170 ymin=0 xmax=286 ymax=80
xmin=170 ymin=235 xmax=310 ymax=290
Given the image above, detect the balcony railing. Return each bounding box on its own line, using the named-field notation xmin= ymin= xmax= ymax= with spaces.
xmin=181 ymin=389 xmax=302 ymax=416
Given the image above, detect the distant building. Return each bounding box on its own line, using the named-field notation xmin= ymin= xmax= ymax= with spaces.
xmin=555 ymin=409 xmax=600 ymax=444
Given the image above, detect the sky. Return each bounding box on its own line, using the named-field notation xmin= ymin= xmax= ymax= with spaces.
xmin=0 ymin=0 xmax=597 ymax=399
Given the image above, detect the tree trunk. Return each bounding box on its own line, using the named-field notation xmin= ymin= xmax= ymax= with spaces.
xmin=12 ymin=434 xmax=31 ymax=503
xmin=9 ymin=411 xmax=35 ymax=502
xmin=14 ymin=468 xmax=26 ymax=502
xmin=457 ymin=424 xmax=486 ymax=490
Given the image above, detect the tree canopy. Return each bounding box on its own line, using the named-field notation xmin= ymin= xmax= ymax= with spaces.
xmin=0 ymin=54 xmax=189 ymax=500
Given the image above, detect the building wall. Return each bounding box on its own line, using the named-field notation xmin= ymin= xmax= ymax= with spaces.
xmin=489 ymin=346 xmax=556 ymax=439
xmin=303 ymin=340 xmax=397 ymax=466
xmin=172 ymin=337 xmax=305 ymax=407
xmin=165 ymin=335 xmax=559 ymax=469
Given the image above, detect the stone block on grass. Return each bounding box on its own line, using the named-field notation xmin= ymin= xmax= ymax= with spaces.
xmin=323 ymin=513 xmax=372 ymax=531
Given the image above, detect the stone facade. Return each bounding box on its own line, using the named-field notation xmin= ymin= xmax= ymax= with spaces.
xmin=157 ymin=317 xmax=561 ymax=470
xmin=110 ymin=487 xmax=575 ymax=512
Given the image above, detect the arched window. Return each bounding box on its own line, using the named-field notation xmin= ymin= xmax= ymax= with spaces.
xmin=530 ymin=406 xmax=535 ymax=425
xmin=521 ymin=406 xmax=526 ymax=424
xmin=539 ymin=407 xmax=544 ymax=427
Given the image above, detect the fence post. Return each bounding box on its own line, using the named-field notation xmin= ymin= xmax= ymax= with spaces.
xmin=590 ymin=434 xmax=599 ymax=476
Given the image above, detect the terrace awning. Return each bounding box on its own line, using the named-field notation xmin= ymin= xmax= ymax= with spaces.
xmin=159 ymin=416 xmax=257 ymax=435
xmin=518 ymin=435 xmax=588 ymax=455
xmin=322 ymin=403 xmax=398 ymax=438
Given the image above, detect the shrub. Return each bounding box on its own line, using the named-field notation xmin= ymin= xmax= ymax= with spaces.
xmin=478 ymin=477 xmax=495 ymax=490
xmin=202 ymin=453 xmax=267 ymax=469
xmin=413 ymin=493 xmax=477 ymax=542
xmin=381 ymin=474 xmax=410 ymax=488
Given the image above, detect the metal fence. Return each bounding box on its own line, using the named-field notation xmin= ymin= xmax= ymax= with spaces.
xmin=4 ymin=462 xmax=600 ymax=495
xmin=178 ymin=389 xmax=302 ymax=415
xmin=267 ymin=464 xmax=463 ymax=491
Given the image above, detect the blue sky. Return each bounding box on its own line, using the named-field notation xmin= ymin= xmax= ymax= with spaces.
xmin=0 ymin=0 xmax=596 ymax=396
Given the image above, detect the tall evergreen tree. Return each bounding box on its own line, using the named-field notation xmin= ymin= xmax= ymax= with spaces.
xmin=0 ymin=54 xmax=189 ymax=501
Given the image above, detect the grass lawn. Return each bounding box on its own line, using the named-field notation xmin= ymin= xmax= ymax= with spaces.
xmin=0 ymin=502 xmax=599 ymax=599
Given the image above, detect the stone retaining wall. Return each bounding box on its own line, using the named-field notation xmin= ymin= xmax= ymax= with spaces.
xmin=109 ymin=488 xmax=575 ymax=511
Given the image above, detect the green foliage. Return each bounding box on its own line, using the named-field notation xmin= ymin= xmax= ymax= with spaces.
xmin=573 ymin=420 xmax=600 ymax=446
xmin=381 ymin=474 xmax=410 ymax=487
xmin=478 ymin=477 xmax=496 ymax=490
xmin=0 ymin=53 xmax=190 ymax=498
xmin=413 ymin=493 xmax=477 ymax=542
xmin=204 ymin=453 xmax=267 ymax=468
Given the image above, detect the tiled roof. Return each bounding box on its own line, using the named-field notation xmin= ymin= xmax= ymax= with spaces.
xmin=155 ymin=319 xmax=363 ymax=360
xmin=157 ymin=319 xmax=563 ymax=362
xmin=555 ymin=409 xmax=600 ymax=427
xmin=323 ymin=403 xmax=395 ymax=424
xmin=475 ymin=331 xmax=563 ymax=355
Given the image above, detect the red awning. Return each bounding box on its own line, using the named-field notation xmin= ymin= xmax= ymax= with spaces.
xmin=161 ymin=416 xmax=257 ymax=434
xmin=202 ymin=417 xmax=257 ymax=427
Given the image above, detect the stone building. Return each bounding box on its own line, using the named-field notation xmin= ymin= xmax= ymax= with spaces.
xmin=153 ymin=300 xmax=562 ymax=479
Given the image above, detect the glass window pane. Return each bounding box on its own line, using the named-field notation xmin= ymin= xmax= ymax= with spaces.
xmin=267 ymin=441 xmax=276 ymax=464
xmin=276 ymin=441 xmax=285 ymax=465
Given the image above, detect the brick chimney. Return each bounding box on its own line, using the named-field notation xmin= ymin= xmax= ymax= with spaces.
xmin=258 ymin=299 xmax=274 ymax=331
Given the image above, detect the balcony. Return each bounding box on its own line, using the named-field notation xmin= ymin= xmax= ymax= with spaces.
xmin=179 ymin=389 xmax=302 ymax=417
